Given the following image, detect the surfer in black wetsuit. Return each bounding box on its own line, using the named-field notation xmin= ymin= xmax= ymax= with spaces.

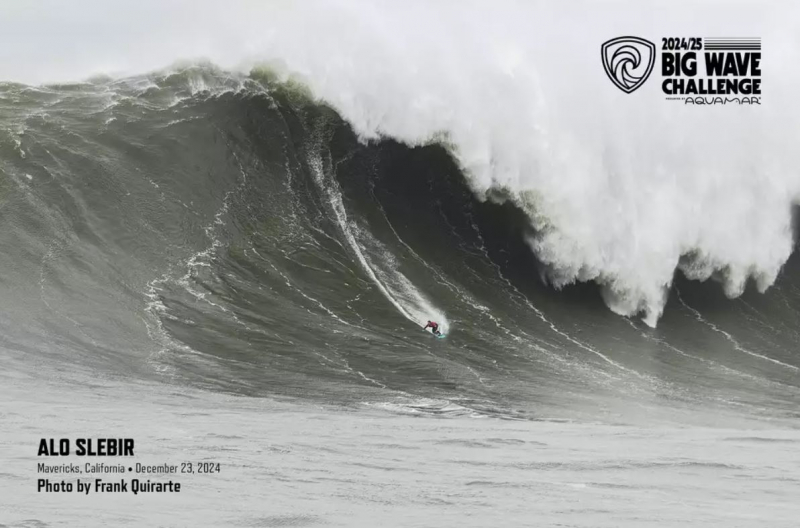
xmin=424 ymin=321 xmax=441 ymax=336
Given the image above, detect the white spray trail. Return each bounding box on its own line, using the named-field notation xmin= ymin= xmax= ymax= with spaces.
xmin=306 ymin=130 xmax=448 ymax=332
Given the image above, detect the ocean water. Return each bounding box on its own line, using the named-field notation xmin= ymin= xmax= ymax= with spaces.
xmin=5 ymin=373 xmax=800 ymax=527
xmin=1 ymin=2 xmax=799 ymax=526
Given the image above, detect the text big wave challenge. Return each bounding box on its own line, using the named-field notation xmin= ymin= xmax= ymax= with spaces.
xmin=661 ymin=37 xmax=761 ymax=104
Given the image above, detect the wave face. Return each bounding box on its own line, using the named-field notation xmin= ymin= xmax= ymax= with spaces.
xmin=2 ymin=66 xmax=799 ymax=422
xmin=4 ymin=1 xmax=800 ymax=325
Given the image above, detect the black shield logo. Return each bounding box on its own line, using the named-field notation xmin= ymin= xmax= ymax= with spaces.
xmin=601 ymin=37 xmax=656 ymax=94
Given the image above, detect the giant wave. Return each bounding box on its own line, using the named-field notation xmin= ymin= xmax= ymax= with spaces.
xmin=7 ymin=1 xmax=800 ymax=325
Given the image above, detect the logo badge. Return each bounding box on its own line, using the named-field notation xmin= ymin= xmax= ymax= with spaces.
xmin=601 ymin=36 xmax=656 ymax=94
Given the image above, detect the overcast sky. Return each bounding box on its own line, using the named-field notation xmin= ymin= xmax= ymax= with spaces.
xmin=0 ymin=0 xmax=284 ymax=83
xmin=1 ymin=0 xmax=796 ymax=85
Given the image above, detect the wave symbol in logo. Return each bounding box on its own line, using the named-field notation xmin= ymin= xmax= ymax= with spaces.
xmin=601 ymin=36 xmax=656 ymax=94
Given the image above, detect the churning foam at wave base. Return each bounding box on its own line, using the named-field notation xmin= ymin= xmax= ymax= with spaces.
xmin=5 ymin=1 xmax=800 ymax=325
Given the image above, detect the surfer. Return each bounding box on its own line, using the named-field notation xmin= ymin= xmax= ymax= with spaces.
xmin=423 ymin=321 xmax=441 ymax=336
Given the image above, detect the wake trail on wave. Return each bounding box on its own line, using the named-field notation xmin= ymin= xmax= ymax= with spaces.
xmin=369 ymin=187 xmax=516 ymax=340
xmin=306 ymin=125 xmax=449 ymax=334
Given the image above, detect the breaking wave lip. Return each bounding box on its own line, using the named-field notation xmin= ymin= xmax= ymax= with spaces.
xmin=220 ymin=2 xmax=800 ymax=327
